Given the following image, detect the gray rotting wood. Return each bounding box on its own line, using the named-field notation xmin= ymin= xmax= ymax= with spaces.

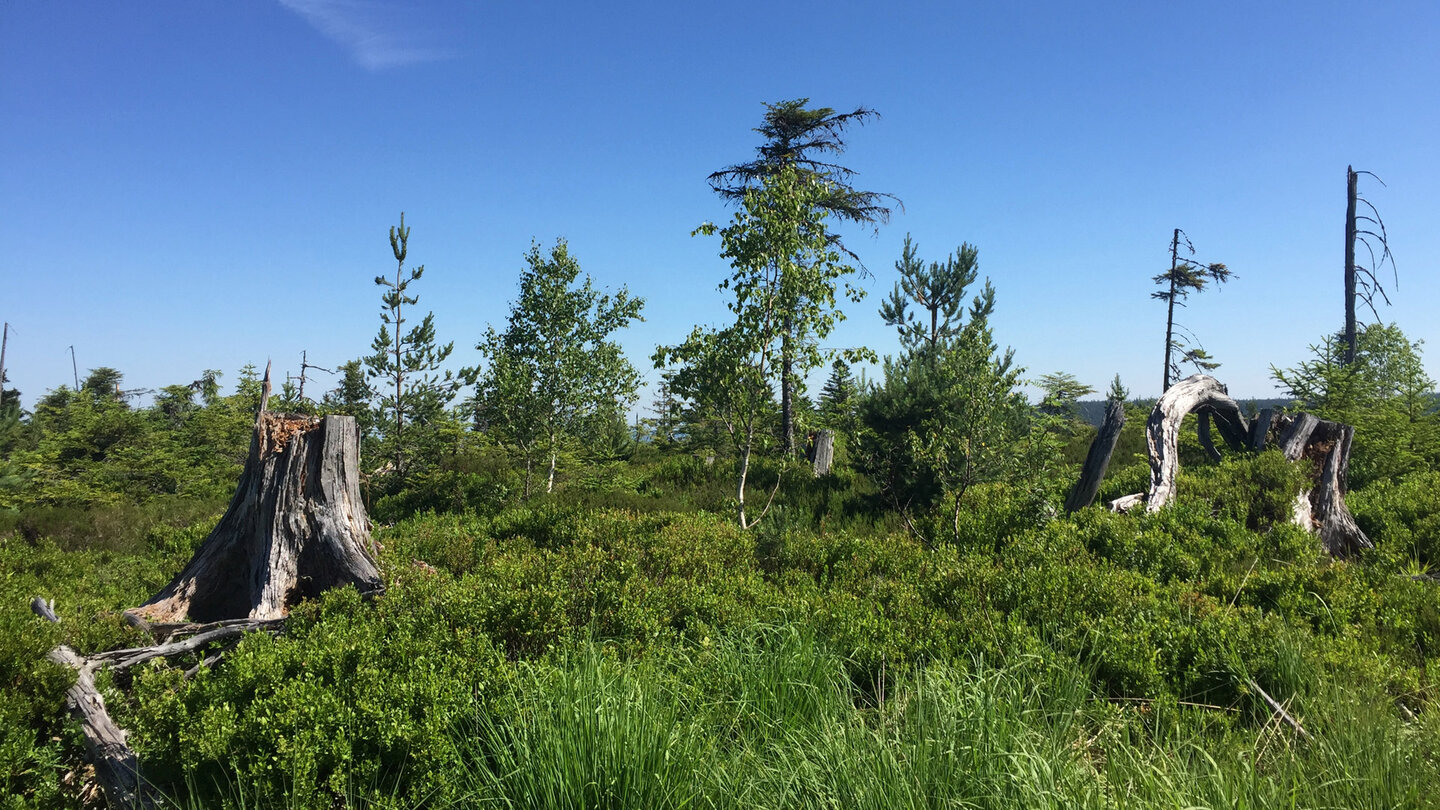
xmin=31 ymin=602 xmax=157 ymax=810
xmin=1066 ymin=399 xmax=1126 ymax=512
xmin=1249 ymin=408 xmax=1275 ymax=451
xmin=1134 ymin=374 xmax=1249 ymax=513
xmin=1107 ymin=375 xmax=1369 ymax=558
xmin=128 ymin=413 xmax=382 ymax=624
xmin=811 ymin=430 xmax=835 ymax=477
xmin=1275 ymin=413 xmax=1371 ymax=557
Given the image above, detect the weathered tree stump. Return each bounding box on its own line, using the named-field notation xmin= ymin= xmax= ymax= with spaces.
xmin=128 ymin=412 xmax=382 ymax=623
xmin=1065 ymin=399 xmax=1125 ymax=512
xmin=811 ymin=429 xmax=835 ymax=477
xmin=1276 ymin=413 xmax=1371 ymax=557
xmin=1107 ymin=375 xmax=1369 ymax=557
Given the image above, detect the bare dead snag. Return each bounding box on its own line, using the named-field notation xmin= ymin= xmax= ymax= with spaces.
xmin=1066 ymin=399 xmax=1126 ymax=512
xmin=811 ymin=429 xmax=835 ymax=477
xmin=128 ymin=413 xmax=382 ymax=624
xmin=1276 ymin=413 xmax=1371 ymax=557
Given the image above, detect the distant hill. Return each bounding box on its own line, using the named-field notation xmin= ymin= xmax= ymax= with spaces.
xmin=1074 ymin=398 xmax=1293 ymax=427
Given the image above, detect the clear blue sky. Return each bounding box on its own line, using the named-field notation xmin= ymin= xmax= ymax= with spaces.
xmin=3 ymin=1 xmax=1438 ymax=411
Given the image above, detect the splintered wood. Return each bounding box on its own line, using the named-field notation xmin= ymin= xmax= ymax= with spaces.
xmin=257 ymin=413 xmax=321 ymax=459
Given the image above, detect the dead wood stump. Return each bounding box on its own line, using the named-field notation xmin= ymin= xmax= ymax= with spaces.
xmin=1066 ymin=399 xmax=1126 ymax=512
xmin=1107 ymin=375 xmax=1369 ymax=558
xmin=1133 ymin=374 xmax=1250 ymax=513
xmin=1276 ymin=413 xmax=1371 ymax=557
xmin=128 ymin=413 xmax=382 ymax=623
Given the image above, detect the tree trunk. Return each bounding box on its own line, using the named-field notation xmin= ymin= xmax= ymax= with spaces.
xmin=1163 ymin=228 xmax=1180 ymax=391
xmin=127 ymin=413 xmax=382 ymax=623
xmin=1276 ymin=413 xmax=1372 ymax=557
xmin=1344 ymin=165 xmax=1358 ymax=366
xmin=781 ymin=316 xmax=795 ymax=455
xmin=812 ymin=429 xmax=834 ymax=477
xmin=546 ymin=450 xmax=557 ymax=494
xmin=1066 ymin=399 xmax=1125 ymax=512
xmin=1249 ymin=407 xmax=1275 ymax=451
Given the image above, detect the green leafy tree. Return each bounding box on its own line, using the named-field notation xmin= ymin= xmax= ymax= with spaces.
xmin=657 ymin=167 xmax=866 ymax=528
xmin=1153 ymin=228 xmax=1232 ymax=390
xmin=1035 ymin=372 xmax=1095 ymax=418
xmin=322 ymin=359 xmax=376 ymax=446
xmin=644 ymin=371 xmax=684 ymax=447
xmin=1106 ymin=374 xmax=1129 ymax=405
xmin=365 ymin=213 xmax=460 ymax=483
xmin=879 ymin=235 xmax=980 ymax=351
xmin=857 ymin=241 xmax=1057 ymax=544
xmin=709 ymin=98 xmax=896 ymax=455
xmin=816 ymin=359 xmax=858 ymax=434
xmin=475 ymin=239 xmax=644 ymax=496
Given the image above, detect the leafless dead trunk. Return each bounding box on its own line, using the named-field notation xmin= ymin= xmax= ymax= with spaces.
xmin=1066 ymin=399 xmax=1126 ymax=512
xmin=128 ymin=412 xmax=382 ymax=624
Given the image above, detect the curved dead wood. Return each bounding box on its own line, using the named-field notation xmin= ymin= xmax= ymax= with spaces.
xmin=1066 ymin=399 xmax=1126 ymax=512
xmin=1140 ymin=374 xmax=1249 ymax=512
xmin=129 ymin=413 xmax=381 ymax=623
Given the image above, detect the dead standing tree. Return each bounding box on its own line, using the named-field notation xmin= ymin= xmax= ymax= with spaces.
xmin=1343 ymin=166 xmax=1396 ymax=366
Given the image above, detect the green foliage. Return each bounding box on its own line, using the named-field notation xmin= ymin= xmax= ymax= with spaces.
xmin=1273 ymin=322 xmax=1440 ymax=487
xmin=365 ymin=212 xmax=461 ymax=484
xmin=1035 ymin=370 xmax=1095 ymax=418
xmin=475 ymin=239 xmax=644 ymax=497
xmin=857 ymin=261 xmax=1061 ymax=544
xmin=657 ymin=166 xmax=866 ymax=528
xmin=878 ymin=234 xmax=981 ymax=351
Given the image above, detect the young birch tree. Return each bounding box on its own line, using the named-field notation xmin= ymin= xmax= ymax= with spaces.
xmin=475 ymin=239 xmax=643 ymax=496
xmin=655 ymin=166 xmax=866 ymax=529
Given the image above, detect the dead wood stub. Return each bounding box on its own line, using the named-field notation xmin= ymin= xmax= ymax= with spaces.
xmin=1066 ymin=399 xmax=1126 ymax=513
xmin=129 ymin=413 xmax=381 ymax=624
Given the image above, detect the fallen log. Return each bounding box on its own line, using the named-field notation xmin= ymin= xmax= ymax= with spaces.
xmin=32 ymin=600 xmax=156 ymax=810
xmin=31 ymin=599 xmax=288 ymax=808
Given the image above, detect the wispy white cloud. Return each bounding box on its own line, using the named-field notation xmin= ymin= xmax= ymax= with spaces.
xmin=278 ymin=0 xmax=456 ymax=70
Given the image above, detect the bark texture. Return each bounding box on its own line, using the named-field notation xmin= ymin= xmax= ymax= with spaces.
xmin=129 ymin=413 xmax=381 ymax=623
xmin=1066 ymin=399 xmax=1126 ymax=512
xmin=1276 ymin=413 xmax=1372 ymax=557
xmin=811 ymin=429 xmax=835 ymax=477
xmin=1138 ymin=374 xmax=1249 ymax=512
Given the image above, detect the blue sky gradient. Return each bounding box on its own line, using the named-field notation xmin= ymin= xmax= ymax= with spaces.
xmin=3 ymin=1 xmax=1438 ymax=409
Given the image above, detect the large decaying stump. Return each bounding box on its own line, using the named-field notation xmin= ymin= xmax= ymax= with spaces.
xmin=128 ymin=413 xmax=382 ymax=623
xmin=1276 ymin=413 xmax=1371 ymax=557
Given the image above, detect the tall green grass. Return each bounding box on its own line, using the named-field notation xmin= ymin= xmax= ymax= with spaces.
xmin=452 ymin=627 xmax=1437 ymax=810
